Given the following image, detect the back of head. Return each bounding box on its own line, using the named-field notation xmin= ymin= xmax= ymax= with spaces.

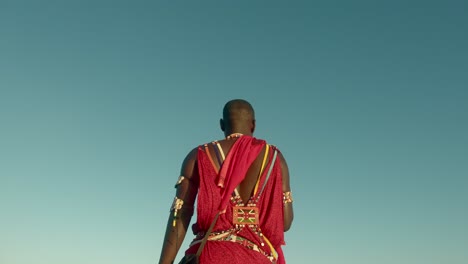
xmin=221 ymin=99 xmax=256 ymax=136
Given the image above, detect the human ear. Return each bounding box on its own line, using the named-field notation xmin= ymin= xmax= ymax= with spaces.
xmin=220 ymin=119 xmax=225 ymax=131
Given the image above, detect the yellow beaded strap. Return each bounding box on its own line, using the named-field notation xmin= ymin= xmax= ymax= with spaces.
xmin=283 ymin=191 xmax=293 ymax=204
xmin=257 ymin=149 xmax=278 ymax=198
xmin=214 ymin=141 xmax=226 ymax=161
xmin=170 ymin=197 xmax=184 ymax=227
xmin=262 ymin=234 xmax=279 ymax=261
xmin=253 ymin=144 xmax=269 ymax=196
xmin=211 ymin=141 xmax=225 ymax=167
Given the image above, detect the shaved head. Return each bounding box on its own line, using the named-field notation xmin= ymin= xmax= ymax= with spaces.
xmin=223 ymin=99 xmax=255 ymax=122
xmin=220 ymin=99 xmax=256 ymax=136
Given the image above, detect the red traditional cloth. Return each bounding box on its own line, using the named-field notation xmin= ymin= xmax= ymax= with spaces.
xmin=185 ymin=136 xmax=286 ymax=264
xmin=216 ymin=136 xmax=265 ymax=212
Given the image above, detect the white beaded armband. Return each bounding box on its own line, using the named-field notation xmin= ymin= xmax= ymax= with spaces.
xmin=174 ymin=176 xmax=186 ymax=188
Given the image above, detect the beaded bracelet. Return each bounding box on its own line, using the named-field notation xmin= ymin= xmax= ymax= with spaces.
xmin=283 ymin=191 xmax=293 ymax=204
xmin=170 ymin=197 xmax=184 ymax=227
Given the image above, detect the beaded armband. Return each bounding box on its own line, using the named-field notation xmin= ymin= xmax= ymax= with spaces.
xmin=283 ymin=191 xmax=293 ymax=204
xmin=174 ymin=176 xmax=186 ymax=188
xmin=170 ymin=197 xmax=184 ymax=227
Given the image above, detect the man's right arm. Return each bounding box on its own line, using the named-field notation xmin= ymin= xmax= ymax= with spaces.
xmin=158 ymin=148 xmax=198 ymax=264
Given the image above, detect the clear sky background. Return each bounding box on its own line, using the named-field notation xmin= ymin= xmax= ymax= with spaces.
xmin=1 ymin=1 xmax=467 ymax=264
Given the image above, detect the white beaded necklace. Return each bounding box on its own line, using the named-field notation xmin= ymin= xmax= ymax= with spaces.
xmin=226 ymin=133 xmax=244 ymax=140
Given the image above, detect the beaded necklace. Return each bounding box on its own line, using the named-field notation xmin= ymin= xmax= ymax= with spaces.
xmin=226 ymin=133 xmax=243 ymax=140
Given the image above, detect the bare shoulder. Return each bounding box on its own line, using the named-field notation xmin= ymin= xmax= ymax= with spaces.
xmin=184 ymin=146 xmax=199 ymax=161
xmin=268 ymin=144 xmax=288 ymax=164
xmin=273 ymin=147 xmax=289 ymax=169
xmin=180 ymin=147 xmax=199 ymax=180
xmin=269 ymin=145 xmax=291 ymax=191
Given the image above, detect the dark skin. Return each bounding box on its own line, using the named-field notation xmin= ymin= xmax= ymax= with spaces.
xmin=158 ymin=100 xmax=293 ymax=264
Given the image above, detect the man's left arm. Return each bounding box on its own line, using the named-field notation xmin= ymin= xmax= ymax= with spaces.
xmin=279 ymin=151 xmax=294 ymax=232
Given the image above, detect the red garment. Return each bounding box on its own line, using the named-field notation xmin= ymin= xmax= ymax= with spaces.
xmin=185 ymin=136 xmax=286 ymax=264
xmin=216 ymin=136 xmax=265 ymax=212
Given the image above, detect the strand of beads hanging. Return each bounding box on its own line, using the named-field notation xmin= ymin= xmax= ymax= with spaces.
xmin=170 ymin=197 xmax=184 ymax=227
xmin=226 ymin=133 xmax=244 ymax=140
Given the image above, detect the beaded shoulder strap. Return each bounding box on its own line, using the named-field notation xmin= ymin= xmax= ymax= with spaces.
xmin=211 ymin=141 xmax=225 ymax=166
xmin=257 ymin=149 xmax=278 ymax=198
xmin=253 ymin=144 xmax=269 ymax=196
xmin=195 ymin=211 xmax=220 ymax=257
xmin=203 ymin=144 xmax=218 ymax=172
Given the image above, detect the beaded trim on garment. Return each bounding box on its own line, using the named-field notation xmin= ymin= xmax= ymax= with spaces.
xmin=189 ymin=228 xmax=277 ymax=263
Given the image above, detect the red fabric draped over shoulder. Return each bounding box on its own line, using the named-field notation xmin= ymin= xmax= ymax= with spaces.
xmin=216 ymin=136 xmax=265 ymax=212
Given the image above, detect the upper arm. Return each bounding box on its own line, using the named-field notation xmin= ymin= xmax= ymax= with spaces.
xmin=278 ymin=150 xmax=294 ymax=231
xmin=180 ymin=147 xmax=198 ymax=182
xmin=278 ymin=151 xmax=291 ymax=193
xmin=175 ymin=147 xmax=199 ymax=215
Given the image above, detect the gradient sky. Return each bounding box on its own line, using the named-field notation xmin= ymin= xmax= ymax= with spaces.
xmin=1 ymin=1 xmax=467 ymax=264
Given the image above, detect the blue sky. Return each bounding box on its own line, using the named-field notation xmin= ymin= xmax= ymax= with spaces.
xmin=1 ymin=1 xmax=467 ymax=264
